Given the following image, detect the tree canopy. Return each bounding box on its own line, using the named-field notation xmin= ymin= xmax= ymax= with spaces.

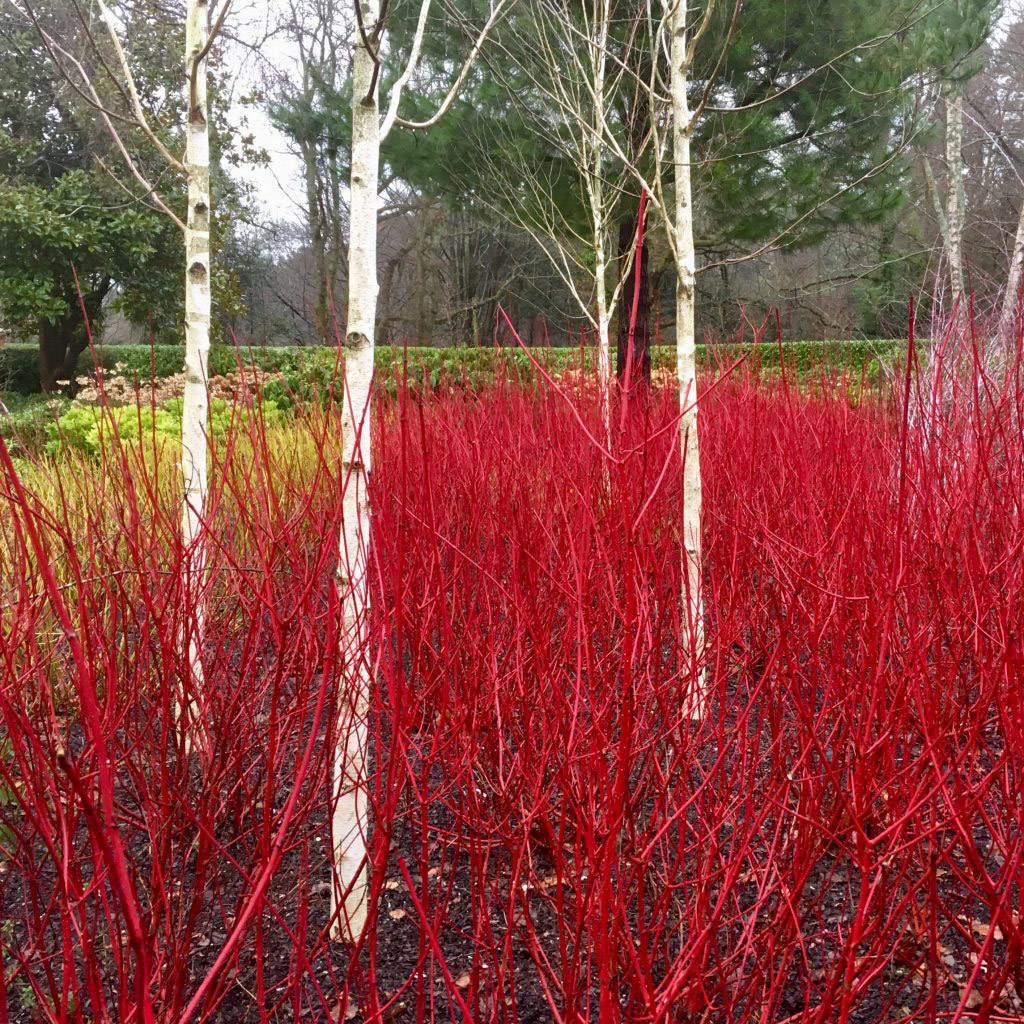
xmin=0 ymin=0 xmax=249 ymax=387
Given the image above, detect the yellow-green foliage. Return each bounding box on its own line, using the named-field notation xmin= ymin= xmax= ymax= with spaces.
xmin=3 ymin=409 xmax=341 ymax=594
xmin=44 ymin=397 xmax=288 ymax=457
xmin=2 ymin=408 xmax=342 ymax=710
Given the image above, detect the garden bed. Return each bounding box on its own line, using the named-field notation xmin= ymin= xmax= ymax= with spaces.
xmin=2 ymin=365 xmax=1022 ymax=1022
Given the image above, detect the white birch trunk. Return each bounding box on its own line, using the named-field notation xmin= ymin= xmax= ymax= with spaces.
xmin=590 ymin=2 xmax=611 ymax=440
xmin=596 ymin=289 xmax=611 ymax=429
xmin=671 ymin=0 xmax=705 ymax=714
xmin=944 ymin=82 xmax=966 ymax=311
xmin=331 ymin=0 xmax=379 ymax=941
xmin=592 ymin=191 xmax=611 ymax=441
xmin=999 ymin=198 xmax=1024 ymax=337
xmin=181 ymin=0 xmax=211 ymax=734
xmin=923 ymin=156 xmax=951 ymax=262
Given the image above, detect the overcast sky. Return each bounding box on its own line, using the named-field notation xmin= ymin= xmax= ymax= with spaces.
xmin=221 ymin=0 xmax=1024 ymax=234
xmin=223 ymin=0 xmax=309 ymax=227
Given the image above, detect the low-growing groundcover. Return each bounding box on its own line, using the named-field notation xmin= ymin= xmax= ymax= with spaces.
xmin=0 ymin=392 xmax=67 ymax=456
xmin=1 ymin=358 xmax=1021 ymax=1022
xmin=2 ymin=365 xmax=297 ymax=458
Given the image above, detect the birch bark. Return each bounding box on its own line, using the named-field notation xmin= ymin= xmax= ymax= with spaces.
xmin=590 ymin=161 xmax=612 ymax=441
xmin=999 ymin=199 xmax=1024 ymax=336
xmin=671 ymin=0 xmax=705 ymax=712
xmin=944 ymin=82 xmax=967 ymax=311
xmin=330 ymin=0 xmax=512 ymax=939
xmin=182 ymin=0 xmax=212 ymax=730
xmin=590 ymin=0 xmax=611 ymax=438
xmin=331 ymin=0 xmax=379 ymax=940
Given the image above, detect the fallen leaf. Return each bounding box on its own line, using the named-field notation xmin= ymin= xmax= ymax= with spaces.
xmin=971 ymin=920 xmax=1005 ymax=942
xmin=454 ymin=972 xmax=471 ymax=990
xmin=388 ymin=908 xmax=406 ymax=921
xmin=330 ymin=1000 xmax=359 ymax=1022
xmin=383 ymin=879 xmax=401 ymax=891
xmin=381 ymin=1001 xmax=407 ymax=1022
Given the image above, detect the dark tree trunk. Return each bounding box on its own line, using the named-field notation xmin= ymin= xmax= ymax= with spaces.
xmin=613 ymin=24 xmax=654 ymax=390
xmin=615 ymin=208 xmax=652 ymax=386
xmin=39 ymin=315 xmax=83 ymax=392
xmin=38 ymin=289 xmax=106 ymax=393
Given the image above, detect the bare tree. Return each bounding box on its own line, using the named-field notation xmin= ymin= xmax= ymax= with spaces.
xmin=924 ymin=81 xmax=969 ymax=315
xmin=270 ymin=0 xmax=348 ymax=341
xmin=669 ymin=0 xmax=705 ymax=703
xmin=594 ymin=0 xmax=937 ymax=708
xmin=1001 ymin=200 xmax=1024 ymax=332
xmin=12 ymin=0 xmax=231 ymax=736
xmin=332 ymin=0 xmax=516 ymax=940
xmin=470 ymin=0 xmax=649 ymax=432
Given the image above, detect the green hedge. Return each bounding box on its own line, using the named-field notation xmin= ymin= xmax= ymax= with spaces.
xmin=0 ymin=392 xmax=68 ymax=456
xmin=0 ymin=339 xmax=907 ymax=396
xmin=0 ymin=346 xmax=43 ymax=393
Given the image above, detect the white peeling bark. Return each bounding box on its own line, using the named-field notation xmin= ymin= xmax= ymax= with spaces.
xmin=596 ymin=287 xmax=611 ymax=430
xmin=592 ymin=189 xmax=611 ymax=440
xmin=999 ymin=198 xmax=1024 ymax=337
xmin=944 ymin=82 xmax=966 ymax=311
xmin=331 ymin=0 xmax=379 ymax=941
xmin=671 ymin=0 xmax=705 ymax=713
xmin=590 ymin=1 xmax=611 ymax=440
xmin=181 ymin=0 xmax=211 ymax=734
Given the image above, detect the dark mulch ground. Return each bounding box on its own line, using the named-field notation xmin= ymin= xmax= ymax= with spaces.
xmin=2 ymin=695 xmax=1021 ymax=1022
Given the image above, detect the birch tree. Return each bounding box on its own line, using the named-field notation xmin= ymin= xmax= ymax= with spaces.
xmin=180 ymin=0 xmax=214 ymax=730
xmin=591 ymin=0 xmax=956 ymax=707
xmin=924 ymin=83 xmax=969 ymax=315
xmin=479 ymin=0 xmax=647 ymax=429
xmin=513 ymin=0 xmax=626 ymax=423
xmin=391 ymin=0 xmax=663 ymax=399
xmin=96 ymin=0 xmax=223 ymax=737
xmin=669 ymin=0 xmax=704 ymax=698
xmin=330 ymin=0 xmax=379 ymax=943
xmin=12 ymin=0 xmax=231 ymax=733
xmin=944 ymin=84 xmax=968 ymax=308
xmin=1000 ymin=199 xmax=1024 ymax=333
xmin=917 ymin=0 xmax=1003 ymax=322
xmin=331 ymin=0 xmax=515 ymax=940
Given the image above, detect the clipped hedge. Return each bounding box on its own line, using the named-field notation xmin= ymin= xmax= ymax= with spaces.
xmin=0 ymin=339 xmax=907 ymax=396
xmin=0 ymin=345 xmax=43 ymax=393
xmin=0 ymin=392 xmax=68 ymax=456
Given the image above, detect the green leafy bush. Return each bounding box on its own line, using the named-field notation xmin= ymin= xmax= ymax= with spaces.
xmin=44 ymin=396 xmax=287 ymax=457
xmin=0 ymin=345 xmax=42 ymax=393
xmin=0 ymin=339 xmax=910 ymax=398
xmin=0 ymin=391 xmax=67 ymax=455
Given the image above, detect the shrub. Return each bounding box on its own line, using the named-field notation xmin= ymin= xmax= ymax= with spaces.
xmin=0 ymin=391 xmax=67 ymax=456
xmin=3 ymin=343 xmax=1024 ymax=1021
xmin=43 ymin=395 xmax=287 ymax=456
xmin=0 ymin=339 xmax=908 ymax=395
xmin=0 ymin=344 xmax=42 ymax=393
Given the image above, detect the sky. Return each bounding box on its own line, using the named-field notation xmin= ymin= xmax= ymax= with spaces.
xmin=223 ymin=0 xmax=309 ymax=227
xmin=221 ymin=0 xmax=1024 ymax=235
